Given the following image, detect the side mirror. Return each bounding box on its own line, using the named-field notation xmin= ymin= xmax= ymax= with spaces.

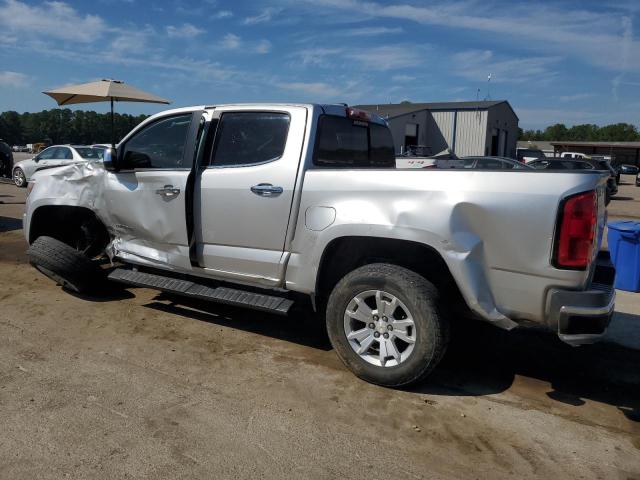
xmin=33 ymin=155 xmax=40 ymax=162
xmin=103 ymin=147 xmax=119 ymax=171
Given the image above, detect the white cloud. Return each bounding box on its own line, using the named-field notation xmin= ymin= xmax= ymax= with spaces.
xmin=243 ymin=7 xmax=280 ymax=25
xmin=451 ymin=50 xmax=560 ymax=83
xmin=110 ymin=25 xmax=155 ymax=54
xmin=212 ymin=10 xmax=233 ymax=19
xmin=391 ymin=74 xmax=415 ymax=82
xmin=338 ymin=26 xmax=403 ymax=36
xmin=277 ymin=81 xmax=343 ymax=97
xmin=345 ymin=45 xmax=424 ymax=71
xmin=293 ymin=47 xmax=344 ymax=67
xmin=256 ymin=39 xmax=272 ymax=54
xmin=221 ymin=33 xmax=241 ymax=49
xmin=0 ymin=70 xmax=29 ymax=87
xmin=292 ymin=45 xmax=423 ymax=71
xmin=0 ymin=0 xmax=106 ymax=42
xmin=303 ymin=0 xmax=640 ymax=74
xmin=557 ymin=93 xmax=595 ymax=102
xmin=166 ymin=23 xmax=204 ymax=38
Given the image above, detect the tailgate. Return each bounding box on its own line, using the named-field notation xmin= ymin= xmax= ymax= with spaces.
xmin=590 ymin=178 xmax=608 ymax=282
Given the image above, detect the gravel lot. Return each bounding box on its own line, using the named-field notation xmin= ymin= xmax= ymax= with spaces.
xmin=0 ymin=177 xmax=639 ymax=479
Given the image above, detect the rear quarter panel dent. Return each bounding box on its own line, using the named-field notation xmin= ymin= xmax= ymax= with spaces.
xmin=286 ymin=169 xmax=604 ymax=325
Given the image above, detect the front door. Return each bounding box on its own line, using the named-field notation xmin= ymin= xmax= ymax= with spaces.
xmin=194 ymin=107 xmax=306 ymax=285
xmin=103 ymin=112 xmax=198 ymax=270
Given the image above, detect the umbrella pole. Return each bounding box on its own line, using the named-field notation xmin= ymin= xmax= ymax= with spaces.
xmin=110 ymin=97 xmax=115 ymax=148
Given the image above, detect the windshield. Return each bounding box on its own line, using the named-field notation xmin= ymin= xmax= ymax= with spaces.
xmin=75 ymin=147 xmax=103 ymax=159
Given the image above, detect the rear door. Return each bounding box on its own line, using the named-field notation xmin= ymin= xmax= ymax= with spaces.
xmin=103 ymin=112 xmax=200 ymax=270
xmin=194 ymin=106 xmax=307 ymax=285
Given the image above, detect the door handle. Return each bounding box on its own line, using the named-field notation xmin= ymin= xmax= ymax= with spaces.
xmin=250 ymin=183 xmax=283 ymax=197
xmin=155 ymin=185 xmax=181 ymax=198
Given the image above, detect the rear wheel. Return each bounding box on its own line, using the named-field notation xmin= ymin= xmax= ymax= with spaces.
xmin=326 ymin=263 xmax=449 ymax=387
xmin=28 ymin=236 xmax=104 ymax=294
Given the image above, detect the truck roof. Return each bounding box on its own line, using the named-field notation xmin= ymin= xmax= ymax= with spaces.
xmin=143 ymin=104 xmax=388 ymax=126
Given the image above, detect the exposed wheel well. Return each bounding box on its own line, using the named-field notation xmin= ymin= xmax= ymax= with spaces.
xmin=29 ymin=206 xmax=110 ymax=257
xmin=315 ymin=236 xmax=467 ymax=312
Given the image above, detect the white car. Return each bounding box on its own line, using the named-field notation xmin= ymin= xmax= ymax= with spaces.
xmin=12 ymin=145 xmax=102 ymax=187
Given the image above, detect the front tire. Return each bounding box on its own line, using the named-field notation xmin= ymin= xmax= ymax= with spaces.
xmin=28 ymin=236 xmax=104 ymax=294
xmin=13 ymin=167 xmax=26 ymax=187
xmin=326 ymin=263 xmax=449 ymax=387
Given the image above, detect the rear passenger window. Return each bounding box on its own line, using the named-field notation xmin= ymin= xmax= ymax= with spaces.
xmin=57 ymin=147 xmax=73 ymax=160
xmin=210 ymin=112 xmax=290 ymax=167
xmin=314 ymin=115 xmax=395 ymax=168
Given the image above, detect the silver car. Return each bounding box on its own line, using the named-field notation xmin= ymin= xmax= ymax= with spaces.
xmin=12 ymin=145 xmax=102 ymax=187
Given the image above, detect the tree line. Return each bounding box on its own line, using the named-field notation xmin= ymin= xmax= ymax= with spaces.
xmin=3 ymin=109 xmax=639 ymax=146
xmin=0 ymin=109 xmax=149 ymax=146
xmin=519 ymin=123 xmax=640 ymax=142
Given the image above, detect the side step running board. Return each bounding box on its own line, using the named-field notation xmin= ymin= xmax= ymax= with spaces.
xmin=108 ymin=268 xmax=294 ymax=315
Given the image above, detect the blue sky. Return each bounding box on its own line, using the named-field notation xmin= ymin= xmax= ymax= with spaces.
xmin=0 ymin=0 xmax=639 ymax=129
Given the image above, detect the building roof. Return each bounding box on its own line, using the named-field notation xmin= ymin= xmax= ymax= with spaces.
xmin=517 ymin=140 xmax=555 ymax=151
xmin=550 ymin=141 xmax=640 ymax=148
xmin=355 ymin=100 xmax=517 ymax=120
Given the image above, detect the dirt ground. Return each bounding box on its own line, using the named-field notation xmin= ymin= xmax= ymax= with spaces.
xmin=0 ymin=178 xmax=639 ymax=479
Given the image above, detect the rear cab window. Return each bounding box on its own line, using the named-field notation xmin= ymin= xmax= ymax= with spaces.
xmin=313 ymin=115 xmax=395 ymax=168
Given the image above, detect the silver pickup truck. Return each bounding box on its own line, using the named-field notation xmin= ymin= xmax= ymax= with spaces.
xmin=23 ymin=103 xmax=616 ymax=387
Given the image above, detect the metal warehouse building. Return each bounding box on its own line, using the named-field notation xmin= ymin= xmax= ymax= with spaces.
xmin=356 ymin=100 xmax=519 ymax=158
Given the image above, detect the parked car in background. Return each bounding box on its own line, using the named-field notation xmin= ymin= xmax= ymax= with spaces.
xmin=516 ymin=147 xmax=544 ymax=162
xmin=459 ymin=156 xmax=533 ymax=169
xmin=90 ymin=144 xmax=111 ymax=160
xmin=559 ymin=152 xmax=589 ymax=160
xmin=529 ymin=157 xmax=618 ymax=201
xmin=618 ymin=164 xmax=639 ymax=175
xmin=590 ymin=156 xmax=620 ymax=184
xmin=12 ymin=145 xmax=102 ymax=187
xmin=0 ymin=140 xmax=14 ymax=178
xmin=635 ymin=172 xmax=640 ymax=186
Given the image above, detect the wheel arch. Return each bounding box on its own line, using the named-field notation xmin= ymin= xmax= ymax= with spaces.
xmin=314 ymin=236 xmax=467 ymax=312
xmin=28 ymin=205 xmax=110 ymax=253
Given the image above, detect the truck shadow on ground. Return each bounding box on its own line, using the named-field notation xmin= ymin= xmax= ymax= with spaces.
xmin=140 ymin=292 xmax=640 ymax=423
xmin=413 ymin=317 xmax=640 ymax=423
xmin=144 ymin=292 xmax=331 ymax=351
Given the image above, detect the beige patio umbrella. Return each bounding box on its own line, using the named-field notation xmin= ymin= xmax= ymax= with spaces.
xmin=43 ymin=79 xmax=171 ymax=147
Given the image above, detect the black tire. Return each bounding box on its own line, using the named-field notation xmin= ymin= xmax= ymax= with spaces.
xmin=326 ymin=263 xmax=449 ymax=387
xmin=28 ymin=236 xmax=104 ymax=294
xmin=13 ymin=167 xmax=26 ymax=187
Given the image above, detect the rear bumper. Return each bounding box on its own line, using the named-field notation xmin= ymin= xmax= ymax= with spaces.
xmin=546 ymin=251 xmax=616 ymax=346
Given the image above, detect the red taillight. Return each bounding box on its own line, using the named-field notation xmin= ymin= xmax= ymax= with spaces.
xmin=555 ymin=191 xmax=597 ymax=269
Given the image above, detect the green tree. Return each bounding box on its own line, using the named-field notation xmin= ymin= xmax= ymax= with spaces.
xmin=567 ymin=124 xmax=598 ymax=141
xmin=543 ymin=124 xmax=569 ymax=141
xmin=597 ymin=123 xmax=639 ymax=142
xmin=0 ymin=111 xmax=23 ymax=144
